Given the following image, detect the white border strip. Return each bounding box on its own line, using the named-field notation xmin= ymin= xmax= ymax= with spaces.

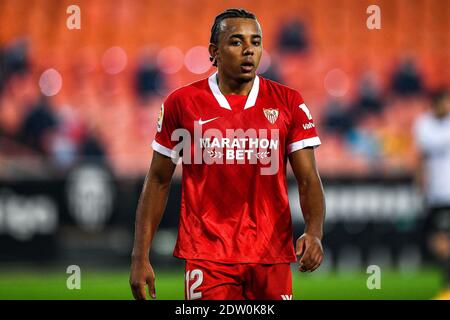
xmin=208 ymin=72 xmax=259 ymax=110
xmin=151 ymin=140 xmax=178 ymax=159
xmin=287 ymin=136 xmax=321 ymax=154
xmin=244 ymin=75 xmax=259 ymax=109
xmin=208 ymin=72 xmax=231 ymax=110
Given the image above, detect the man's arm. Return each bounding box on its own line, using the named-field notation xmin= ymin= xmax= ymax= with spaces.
xmin=129 ymin=151 xmax=176 ymax=300
xmin=288 ymin=147 xmax=326 ymax=272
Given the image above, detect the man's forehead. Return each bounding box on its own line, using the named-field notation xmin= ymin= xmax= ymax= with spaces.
xmin=219 ymin=18 xmax=262 ymax=37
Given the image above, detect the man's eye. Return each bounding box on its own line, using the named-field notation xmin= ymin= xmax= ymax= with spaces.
xmin=232 ymin=41 xmax=241 ymax=46
xmin=253 ymin=42 xmax=261 ymax=46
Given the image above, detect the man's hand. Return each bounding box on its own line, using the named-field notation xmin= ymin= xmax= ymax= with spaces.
xmin=289 ymin=148 xmax=325 ymax=272
xmin=129 ymin=258 xmax=156 ymax=300
xmin=129 ymin=152 xmax=176 ymax=300
xmin=296 ymin=233 xmax=323 ymax=272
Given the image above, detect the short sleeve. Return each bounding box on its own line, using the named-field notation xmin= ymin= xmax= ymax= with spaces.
xmin=286 ymin=91 xmax=321 ymax=154
xmin=151 ymin=94 xmax=181 ymax=159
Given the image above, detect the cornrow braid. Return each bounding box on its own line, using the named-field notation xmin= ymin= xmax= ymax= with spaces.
xmin=209 ymin=8 xmax=256 ymax=66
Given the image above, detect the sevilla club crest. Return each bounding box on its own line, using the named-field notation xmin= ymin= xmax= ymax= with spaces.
xmin=263 ymin=108 xmax=279 ymax=124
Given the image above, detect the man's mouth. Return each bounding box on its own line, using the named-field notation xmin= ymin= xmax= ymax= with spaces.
xmin=240 ymin=61 xmax=254 ymax=72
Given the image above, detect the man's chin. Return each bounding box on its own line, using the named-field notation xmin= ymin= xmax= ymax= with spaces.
xmin=237 ymin=72 xmax=255 ymax=83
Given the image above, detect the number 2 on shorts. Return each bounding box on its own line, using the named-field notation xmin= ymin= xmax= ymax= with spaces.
xmin=185 ymin=269 xmax=203 ymax=300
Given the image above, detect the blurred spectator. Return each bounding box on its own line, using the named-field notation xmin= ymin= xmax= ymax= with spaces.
xmin=277 ymin=19 xmax=309 ymax=53
xmin=259 ymin=58 xmax=282 ymax=83
xmin=79 ymin=131 xmax=106 ymax=162
xmin=0 ymin=38 xmax=30 ymax=90
xmin=391 ymin=57 xmax=424 ymax=96
xmin=134 ymin=54 xmax=164 ymax=103
xmin=377 ymin=117 xmax=413 ymax=169
xmin=353 ymin=72 xmax=384 ymax=117
xmin=50 ymin=105 xmax=83 ymax=169
xmin=346 ymin=128 xmax=381 ymax=163
xmin=17 ymin=95 xmax=58 ymax=155
xmin=413 ymin=89 xmax=450 ymax=299
xmin=322 ymin=99 xmax=355 ymax=136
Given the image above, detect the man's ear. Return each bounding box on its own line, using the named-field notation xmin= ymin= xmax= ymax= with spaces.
xmin=208 ymin=43 xmax=218 ymax=65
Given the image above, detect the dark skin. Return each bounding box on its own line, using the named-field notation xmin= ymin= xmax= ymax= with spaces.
xmin=289 ymin=148 xmax=326 ymax=272
xmin=208 ymin=17 xmax=263 ymax=94
xmin=130 ymin=17 xmax=325 ymax=300
xmin=130 ymin=152 xmax=176 ymax=300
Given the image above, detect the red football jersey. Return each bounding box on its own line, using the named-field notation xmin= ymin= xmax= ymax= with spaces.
xmin=152 ymin=72 xmax=321 ymax=264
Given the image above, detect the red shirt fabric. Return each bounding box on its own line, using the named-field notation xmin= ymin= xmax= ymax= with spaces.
xmin=152 ymin=72 xmax=321 ymax=264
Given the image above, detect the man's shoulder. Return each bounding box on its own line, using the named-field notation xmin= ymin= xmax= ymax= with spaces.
xmin=165 ymin=77 xmax=209 ymax=104
xmin=259 ymin=76 xmax=304 ymax=107
xmin=259 ymin=76 xmax=304 ymax=105
xmin=260 ymin=76 xmax=301 ymax=96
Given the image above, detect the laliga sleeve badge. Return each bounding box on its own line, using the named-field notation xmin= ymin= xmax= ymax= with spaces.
xmin=157 ymin=103 xmax=164 ymax=132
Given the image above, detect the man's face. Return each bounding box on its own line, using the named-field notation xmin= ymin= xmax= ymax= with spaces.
xmin=433 ymin=95 xmax=450 ymax=118
xmin=209 ymin=18 xmax=263 ymax=83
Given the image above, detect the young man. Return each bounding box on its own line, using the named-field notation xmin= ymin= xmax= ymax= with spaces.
xmin=413 ymin=89 xmax=450 ymax=300
xmin=130 ymin=8 xmax=325 ymax=300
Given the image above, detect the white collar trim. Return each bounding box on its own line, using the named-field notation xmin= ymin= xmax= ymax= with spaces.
xmin=208 ymin=72 xmax=260 ymax=110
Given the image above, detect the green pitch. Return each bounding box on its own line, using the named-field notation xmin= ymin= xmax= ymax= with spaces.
xmin=0 ymin=268 xmax=443 ymax=300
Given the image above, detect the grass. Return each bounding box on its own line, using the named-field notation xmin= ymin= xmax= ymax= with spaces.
xmin=0 ymin=267 xmax=444 ymax=300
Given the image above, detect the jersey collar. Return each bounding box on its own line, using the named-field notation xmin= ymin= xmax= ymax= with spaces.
xmin=208 ymin=71 xmax=260 ymax=110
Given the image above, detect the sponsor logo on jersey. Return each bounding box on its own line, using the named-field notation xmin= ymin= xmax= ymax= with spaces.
xmin=302 ymin=122 xmax=315 ymax=130
xmin=281 ymin=294 xmax=292 ymax=300
xmin=263 ymin=108 xmax=279 ymax=124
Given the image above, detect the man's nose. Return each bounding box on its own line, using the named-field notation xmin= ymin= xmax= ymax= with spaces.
xmin=242 ymin=44 xmax=254 ymax=56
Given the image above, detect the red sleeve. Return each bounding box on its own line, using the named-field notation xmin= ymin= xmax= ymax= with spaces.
xmin=151 ymin=93 xmax=181 ymax=159
xmin=286 ymin=90 xmax=321 ymax=154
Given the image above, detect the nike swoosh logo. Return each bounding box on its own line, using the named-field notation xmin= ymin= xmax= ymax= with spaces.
xmin=198 ymin=117 xmax=220 ymax=125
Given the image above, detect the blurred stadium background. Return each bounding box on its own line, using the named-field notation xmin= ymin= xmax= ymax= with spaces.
xmin=0 ymin=0 xmax=448 ymax=299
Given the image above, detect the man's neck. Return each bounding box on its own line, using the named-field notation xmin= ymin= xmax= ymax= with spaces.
xmin=216 ymin=71 xmax=255 ymax=96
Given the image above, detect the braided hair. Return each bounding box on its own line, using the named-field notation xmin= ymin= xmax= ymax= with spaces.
xmin=209 ymin=8 xmax=256 ymax=66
